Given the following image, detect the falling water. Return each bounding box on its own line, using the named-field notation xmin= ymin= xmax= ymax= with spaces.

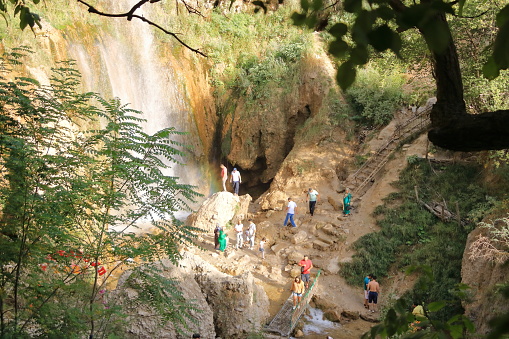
xmin=291 ymin=307 xmax=341 ymax=339
xmin=65 ymin=1 xmax=207 ymax=220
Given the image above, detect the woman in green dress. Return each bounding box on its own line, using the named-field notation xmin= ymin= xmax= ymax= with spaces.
xmin=343 ymin=188 xmax=352 ymax=216
xmin=218 ymin=229 xmax=227 ymax=252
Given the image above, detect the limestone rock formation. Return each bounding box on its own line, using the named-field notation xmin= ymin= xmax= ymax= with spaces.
xmin=186 ymin=192 xmax=252 ymax=232
xmin=110 ymin=252 xmax=270 ymax=338
xmin=461 ymin=226 xmax=509 ymax=335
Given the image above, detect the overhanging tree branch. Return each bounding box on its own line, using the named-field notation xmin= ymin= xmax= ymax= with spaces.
xmin=76 ymin=0 xmax=207 ymax=57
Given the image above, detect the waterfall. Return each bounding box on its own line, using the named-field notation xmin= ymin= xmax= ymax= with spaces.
xmin=64 ymin=2 xmax=207 ymax=216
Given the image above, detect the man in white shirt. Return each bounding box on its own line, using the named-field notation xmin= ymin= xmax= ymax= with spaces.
xmin=283 ymin=197 xmax=297 ymax=227
xmin=230 ymin=168 xmax=242 ymax=196
xmin=234 ymin=220 xmax=244 ymax=249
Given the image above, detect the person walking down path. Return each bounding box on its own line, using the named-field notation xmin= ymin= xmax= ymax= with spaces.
xmin=363 ymin=274 xmax=372 ymax=309
xmin=259 ymin=237 xmax=267 ymax=259
xmin=290 ymin=277 xmax=306 ymax=310
xmin=283 ymin=197 xmax=298 ymax=227
xmin=234 ymin=219 xmax=244 ymax=249
xmin=230 ymin=167 xmax=242 ymax=196
xmin=306 ymin=188 xmax=319 ymax=216
xmin=214 ymin=224 xmax=221 ymax=250
xmin=247 ymin=219 xmax=256 ymax=250
xmin=298 ymin=255 xmax=313 ymax=289
xmin=343 ymin=188 xmax=352 ymax=216
xmin=367 ymin=275 xmax=380 ymax=313
xmin=220 ymin=164 xmax=228 ymax=192
xmin=218 ymin=228 xmax=227 ymax=252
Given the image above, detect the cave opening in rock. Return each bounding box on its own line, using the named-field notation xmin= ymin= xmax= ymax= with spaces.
xmin=235 ymin=156 xmax=272 ymax=200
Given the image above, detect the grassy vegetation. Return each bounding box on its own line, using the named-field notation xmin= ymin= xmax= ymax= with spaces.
xmin=341 ymin=159 xmax=493 ymax=320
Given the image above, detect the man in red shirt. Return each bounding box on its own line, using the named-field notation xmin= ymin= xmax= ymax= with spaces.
xmin=298 ymin=255 xmax=313 ymax=289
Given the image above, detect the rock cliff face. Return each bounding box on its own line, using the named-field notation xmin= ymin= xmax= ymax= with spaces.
xmin=222 ymin=41 xmax=342 ymax=191
xmin=111 ymin=253 xmax=270 ymax=338
xmin=461 ymin=226 xmax=509 ymax=335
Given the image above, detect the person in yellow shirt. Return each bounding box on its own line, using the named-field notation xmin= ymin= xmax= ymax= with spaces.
xmin=412 ymin=302 xmax=426 ymax=319
xmin=290 ymin=277 xmax=305 ymax=310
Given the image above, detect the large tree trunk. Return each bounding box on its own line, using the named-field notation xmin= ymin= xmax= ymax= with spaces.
xmin=424 ymin=13 xmax=509 ymax=151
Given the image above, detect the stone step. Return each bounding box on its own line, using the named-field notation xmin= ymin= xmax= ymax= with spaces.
xmin=312 ymin=239 xmax=331 ymax=251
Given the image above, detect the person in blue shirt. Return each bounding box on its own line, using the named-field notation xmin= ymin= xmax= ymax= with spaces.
xmin=363 ymin=274 xmax=372 ymax=308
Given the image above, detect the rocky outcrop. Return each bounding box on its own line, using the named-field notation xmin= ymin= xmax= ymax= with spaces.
xmin=186 ymin=192 xmax=252 ymax=231
xmin=110 ymin=252 xmax=270 ymax=338
xmin=461 ymin=226 xmax=509 ymax=335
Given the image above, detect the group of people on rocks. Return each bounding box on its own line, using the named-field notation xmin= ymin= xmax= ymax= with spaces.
xmin=216 ymin=164 xmax=355 ymax=314
xmin=282 ymin=187 xmax=352 ymax=226
xmin=215 ymin=218 xmax=267 ymax=257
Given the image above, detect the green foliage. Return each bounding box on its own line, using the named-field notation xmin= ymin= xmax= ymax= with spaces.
xmin=362 ymin=266 xmax=477 ymax=339
xmin=342 ymin=66 xmax=408 ymax=127
xmin=340 ymin=159 xmax=490 ymax=322
xmin=0 ymin=50 xmax=201 ymax=337
xmin=292 ymin=0 xmax=509 ymax=90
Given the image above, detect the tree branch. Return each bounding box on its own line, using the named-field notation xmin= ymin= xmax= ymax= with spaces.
xmin=76 ymin=0 xmax=207 ymax=57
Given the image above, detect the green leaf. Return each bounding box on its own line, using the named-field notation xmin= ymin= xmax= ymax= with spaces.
xmin=311 ymin=0 xmax=323 ymax=11
xmin=329 ymin=22 xmax=347 ymax=38
xmin=291 ymin=12 xmax=307 ymax=26
xmin=492 ymin=21 xmax=509 ymax=69
xmin=337 ymin=61 xmax=356 ymax=91
xmin=305 ymin=13 xmax=318 ymax=29
xmin=496 ymin=4 xmax=509 ymax=27
xmin=350 ymin=46 xmax=369 ymax=65
xmin=427 ymin=300 xmax=446 ymax=312
xmin=376 ymin=6 xmax=394 ymax=20
xmin=368 ymin=25 xmax=399 ymax=52
xmin=352 ymin=10 xmax=375 ymax=46
xmin=19 ymin=8 xmax=28 ymax=30
xmin=344 ymin=0 xmax=362 ymax=13
xmin=328 ymin=39 xmax=348 ymax=57
xmin=300 ymin=0 xmax=310 ymax=12
xmin=32 ymin=0 xmax=40 ymax=4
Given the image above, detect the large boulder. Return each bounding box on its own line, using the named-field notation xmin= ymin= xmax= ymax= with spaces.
xmin=109 ymin=252 xmax=270 ymax=339
xmin=195 ymin=268 xmax=270 ymax=338
xmin=108 ymin=258 xmax=216 ymax=338
xmin=259 ymin=190 xmax=287 ymax=211
xmin=186 ymin=192 xmax=252 ymax=232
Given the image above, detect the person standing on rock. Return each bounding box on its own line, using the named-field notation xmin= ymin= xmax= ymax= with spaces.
xmin=367 ymin=275 xmax=380 ymax=313
xmin=306 ymin=188 xmax=319 ymax=216
xmin=290 ymin=276 xmax=305 ymax=310
xmin=342 ymin=188 xmax=352 ymax=216
xmin=283 ymin=197 xmax=298 ymax=227
xmin=259 ymin=237 xmax=267 ymax=259
xmin=220 ymin=164 xmax=228 ymax=192
xmin=234 ymin=219 xmax=244 ymax=249
xmin=363 ymin=274 xmax=372 ymax=309
xmin=218 ymin=228 xmax=227 ymax=252
xmin=298 ymin=255 xmax=313 ymax=289
xmin=230 ymin=167 xmax=242 ymax=196
xmin=247 ymin=219 xmax=256 ymax=250
xmin=214 ymin=224 xmax=221 ymax=250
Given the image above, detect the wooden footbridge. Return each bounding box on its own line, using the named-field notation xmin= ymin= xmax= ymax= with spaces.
xmin=349 ymin=103 xmax=433 ymax=196
xmin=264 ymin=270 xmax=322 ymax=337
